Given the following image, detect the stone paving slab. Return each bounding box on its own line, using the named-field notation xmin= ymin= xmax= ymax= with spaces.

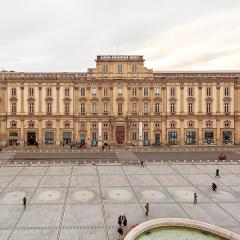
xmin=133 ymin=186 xmax=175 ymax=203
xmin=0 ymin=163 xmax=239 ymax=239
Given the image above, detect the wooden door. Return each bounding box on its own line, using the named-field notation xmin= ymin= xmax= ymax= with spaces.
xmin=116 ymin=126 xmax=125 ymax=144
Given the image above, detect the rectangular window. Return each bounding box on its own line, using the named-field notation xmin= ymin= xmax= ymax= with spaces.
xmin=206 ymin=102 xmax=212 ymax=113
xmin=131 ymin=63 xmax=137 ymax=73
xmin=103 ymin=131 xmax=108 ymax=141
xmin=132 ymin=131 xmax=137 ymax=141
xmin=65 ymin=102 xmax=70 ymax=114
xmin=143 ymin=87 xmax=148 ymax=96
xmin=29 ymin=102 xmax=34 ymax=114
xmin=155 ymin=87 xmax=160 ymax=96
xmin=11 ymin=88 xmax=16 ymax=96
xmin=155 ymin=102 xmax=160 ymax=113
xmin=132 ymin=103 xmax=137 ymax=113
xmin=11 ymin=102 xmax=17 ymax=114
xmin=45 ymin=132 xmax=54 ymax=145
xmin=80 ymin=87 xmax=85 ymax=96
xmin=170 ymin=102 xmax=175 ymax=113
xmin=80 ymin=102 xmax=85 ymax=114
xmin=92 ymin=102 xmax=96 ymax=114
xmin=224 ymin=102 xmax=229 ymax=113
xmin=47 ymin=88 xmax=52 ymax=97
xmin=117 ymin=64 xmax=123 ymax=73
xmin=65 ymin=88 xmax=70 ymax=96
xmin=143 ymin=131 xmax=149 ymax=140
xmin=28 ymin=88 xmax=34 ymax=97
xmin=92 ymin=87 xmax=97 ymax=97
xmin=224 ymin=87 xmax=230 ymax=96
xmin=92 ymin=131 xmax=97 ymax=141
xmin=188 ymin=87 xmax=193 ymax=96
xmin=118 ymin=87 xmax=123 ymax=96
xmin=118 ymin=103 xmax=123 ymax=115
xmin=103 ymin=63 xmax=109 ymax=73
xmin=143 ymin=102 xmax=148 ymax=114
xmin=47 ymin=102 xmax=52 ymax=114
xmin=188 ymin=102 xmax=193 ymax=113
xmin=132 ymin=87 xmax=137 ymax=96
xmin=103 ymin=87 xmax=108 ymax=96
xmin=170 ymin=87 xmax=175 ymax=96
xmin=206 ymin=87 xmax=211 ymax=96
xmin=103 ymin=102 xmax=108 ymax=113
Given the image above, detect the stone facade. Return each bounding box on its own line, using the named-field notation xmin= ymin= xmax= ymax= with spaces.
xmin=0 ymin=55 xmax=240 ymax=146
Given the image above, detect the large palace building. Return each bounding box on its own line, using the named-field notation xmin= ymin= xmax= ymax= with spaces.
xmin=0 ymin=55 xmax=240 ymax=147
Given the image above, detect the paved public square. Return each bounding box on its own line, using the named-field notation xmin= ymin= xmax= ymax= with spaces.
xmin=0 ymin=160 xmax=240 ymax=239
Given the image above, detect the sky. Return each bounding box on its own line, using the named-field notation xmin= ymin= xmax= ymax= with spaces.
xmin=0 ymin=0 xmax=240 ymax=72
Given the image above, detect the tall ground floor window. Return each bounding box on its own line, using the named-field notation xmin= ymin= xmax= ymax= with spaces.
xmin=9 ymin=132 xmax=19 ymax=146
xmin=62 ymin=132 xmax=72 ymax=145
xmin=143 ymin=131 xmax=149 ymax=145
xmin=91 ymin=131 xmax=97 ymax=146
xmin=186 ymin=131 xmax=196 ymax=144
xmin=168 ymin=131 xmax=178 ymax=145
xmin=204 ymin=132 xmax=214 ymax=144
xmin=80 ymin=134 xmax=85 ymax=144
xmin=222 ymin=131 xmax=232 ymax=144
xmin=155 ymin=133 xmax=160 ymax=145
xmin=132 ymin=131 xmax=137 ymax=141
xmin=45 ymin=132 xmax=54 ymax=145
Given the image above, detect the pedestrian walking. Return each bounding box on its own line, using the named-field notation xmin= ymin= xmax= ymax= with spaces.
xmin=193 ymin=193 xmax=198 ymax=204
xmin=23 ymin=196 xmax=27 ymax=208
xmin=211 ymin=183 xmax=217 ymax=192
xmin=117 ymin=226 xmax=123 ymax=240
xmin=215 ymin=169 xmax=220 ymax=178
xmin=145 ymin=203 xmax=149 ymax=215
xmin=122 ymin=214 xmax=127 ymax=227
xmin=140 ymin=160 xmax=144 ymax=167
xmin=118 ymin=215 xmax=122 ymax=226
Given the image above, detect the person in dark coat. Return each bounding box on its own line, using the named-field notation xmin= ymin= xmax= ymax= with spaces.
xmin=118 ymin=215 xmax=122 ymax=226
xmin=215 ymin=169 xmax=220 ymax=178
xmin=193 ymin=193 xmax=198 ymax=204
xmin=122 ymin=214 xmax=127 ymax=227
xmin=117 ymin=226 xmax=123 ymax=240
xmin=145 ymin=203 xmax=149 ymax=215
xmin=23 ymin=196 xmax=27 ymax=208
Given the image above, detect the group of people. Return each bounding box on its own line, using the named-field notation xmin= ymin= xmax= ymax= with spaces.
xmin=117 ymin=215 xmax=128 ymax=239
xmin=193 ymin=168 xmax=220 ymax=204
xmin=117 ymin=203 xmax=150 ymax=239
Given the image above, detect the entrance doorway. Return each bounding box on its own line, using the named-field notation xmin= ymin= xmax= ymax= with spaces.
xmin=116 ymin=126 xmax=125 ymax=144
xmin=27 ymin=132 xmax=36 ymax=145
xmin=155 ymin=133 xmax=160 ymax=145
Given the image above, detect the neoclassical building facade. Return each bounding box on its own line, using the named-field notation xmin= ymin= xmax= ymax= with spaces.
xmin=0 ymin=55 xmax=240 ymax=146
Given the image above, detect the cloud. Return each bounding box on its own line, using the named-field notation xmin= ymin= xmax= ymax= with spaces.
xmin=0 ymin=0 xmax=240 ymax=71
